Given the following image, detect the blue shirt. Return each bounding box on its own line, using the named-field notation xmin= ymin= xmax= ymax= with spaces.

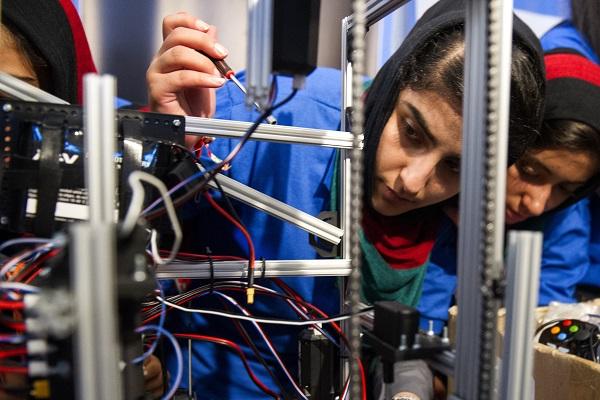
xmin=418 ymin=200 xmax=592 ymax=333
xmin=578 ymin=194 xmax=600 ymax=287
xmin=164 ymin=68 xmax=343 ymax=399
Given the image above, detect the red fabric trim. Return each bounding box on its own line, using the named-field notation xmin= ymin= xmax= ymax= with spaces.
xmin=362 ymin=208 xmax=439 ymax=270
xmin=545 ymin=53 xmax=600 ymax=87
xmin=58 ymin=0 xmax=98 ymax=103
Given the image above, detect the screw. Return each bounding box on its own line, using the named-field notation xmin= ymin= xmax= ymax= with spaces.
xmin=2 ymin=104 xmax=12 ymax=112
xmin=427 ymin=320 xmax=435 ymax=336
xmin=442 ymin=326 xmax=450 ymax=344
xmin=399 ymin=334 xmax=407 ymax=351
xmin=172 ymin=119 xmax=182 ymax=127
xmin=413 ymin=334 xmax=421 ymax=349
xmin=0 ymin=216 xmax=8 ymax=225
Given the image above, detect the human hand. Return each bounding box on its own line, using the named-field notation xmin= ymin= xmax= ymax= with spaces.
xmin=147 ymin=12 xmax=229 ymax=117
xmin=143 ymin=355 xmax=164 ymax=397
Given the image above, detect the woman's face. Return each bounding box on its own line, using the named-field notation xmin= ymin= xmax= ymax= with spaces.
xmin=0 ymin=26 xmax=40 ymax=88
xmin=371 ymin=88 xmax=462 ymax=216
xmin=505 ymin=149 xmax=599 ymax=224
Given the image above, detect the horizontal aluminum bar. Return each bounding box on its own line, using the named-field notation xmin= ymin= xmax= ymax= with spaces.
xmin=210 ymin=173 xmax=343 ymax=245
xmin=155 ymin=258 xmax=352 ymax=279
xmin=185 ymin=116 xmax=362 ymax=149
xmin=347 ymin=0 xmax=411 ymax=29
xmin=0 ymin=72 xmax=69 ymax=104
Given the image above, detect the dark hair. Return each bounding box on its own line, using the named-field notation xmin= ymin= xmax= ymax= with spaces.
xmin=536 ymin=119 xmax=600 ymax=157
xmin=572 ymin=0 xmax=600 ymax=59
xmin=398 ymin=26 xmax=544 ymax=164
xmin=0 ymin=22 xmax=50 ymax=92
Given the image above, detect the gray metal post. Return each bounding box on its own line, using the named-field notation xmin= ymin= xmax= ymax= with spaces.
xmin=500 ymin=231 xmax=542 ymax=400
xmin=451 ymin=0 xmax=514 ymax=399
xmin=246 ymin=0 xmax=273 ymax=109
xmin=73 ymin=74 xmax=122 ymax=400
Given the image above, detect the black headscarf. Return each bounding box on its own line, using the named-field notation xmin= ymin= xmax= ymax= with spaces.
xmin=2 ymin=0 xmax=79 ymax=103
xmin=362 ymin=0 xmax=545 ymax=206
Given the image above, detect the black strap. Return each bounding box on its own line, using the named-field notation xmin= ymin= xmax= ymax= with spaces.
xmin=260 ymin=257 xmax=267 ymax=280
xmin=33 ymin=121 xmax=63 ymax=237
xmin=119 ymin=119 xmax=144 ymax=220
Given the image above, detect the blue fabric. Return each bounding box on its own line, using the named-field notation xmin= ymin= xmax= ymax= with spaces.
xmin=417 ymin=200 xmax=591 ymax=334
xmin=164 ymin=68 xmax=342 ymax=399
xmin=579 ymin=194 xmax=600 ymax=287
xmin=541 ymin=20 xmax=600 ymax=63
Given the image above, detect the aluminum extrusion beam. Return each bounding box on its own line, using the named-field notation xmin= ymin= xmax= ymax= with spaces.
xmin=246 ymin=0 xmax=273 ymax=108
xmin=347 ymin=0 xmax=410 ymax=29
xmin=451 ymin=0 xmax=514 ymax=398
xmin=185 ymin=116 xmax=359 ymax=149
xmin=77 ymin=74 xmax=122 ymax=400
xmin=500 ymin=231 xmax=542 ymax=400
xmin=0 ymin=72 xmax=69 ymax=104
xmin=155 ymin=259 xmax=351 ymax=279
xmin=208 ymin=173 xmax=343 ymax=245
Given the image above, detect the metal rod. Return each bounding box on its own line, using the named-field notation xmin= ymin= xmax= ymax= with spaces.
xmin=500 ymin=231 xmax=542 ymax=400
xmin=208 ymin=173 xmax=342 ymax=245
xmin=0 ymin=72 xmax=69 ymax=104
xmin=452 ymin=0 xmax=514 ymax=398
xmin=155 ymin=258 xmax=351 ymax=280
xmin=185 ymin=116 xmax=358 ymax=149
xmin=82 ymin=74 xmax=122 ymax=400
xmin=346 ymin=0 xmax=411 ymax=29
xmin=246 ymin=0 xmax=273 ymax=109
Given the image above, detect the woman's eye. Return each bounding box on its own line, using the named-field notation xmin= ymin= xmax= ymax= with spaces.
xmin=518 ymin=161 xmax=538 ymax=177
xmin=402 ymin=119 xmax=422 ymax=142
xmin=445 ymin=158 xmax=460 ymax=174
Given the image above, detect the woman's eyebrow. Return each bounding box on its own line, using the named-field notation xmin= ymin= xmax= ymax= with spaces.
xmin=403 ymin=101 xmax=437 ymax=145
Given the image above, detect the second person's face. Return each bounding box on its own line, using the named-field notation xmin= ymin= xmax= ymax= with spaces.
xmin=371 ymin=88 xmax=462 ymax=216
xmin=505 ymin=148 xmax=599 ymax=224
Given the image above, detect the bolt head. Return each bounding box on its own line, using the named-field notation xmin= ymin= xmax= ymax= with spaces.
xmin=172 ymin=119 xmax=182 ymax=127
xmin=2 ymin=104 xmax=13 ymax=112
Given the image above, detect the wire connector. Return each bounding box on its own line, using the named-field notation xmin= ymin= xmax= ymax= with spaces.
xmin=246 ymin=287 xmax=255 ymax=304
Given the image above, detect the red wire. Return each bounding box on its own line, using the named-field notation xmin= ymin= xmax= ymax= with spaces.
xmin=0 ymin=348 xmax=27 ymax=359
xmin=0 ymin=301 xmax=24 ymax=310
xmin=144 ymin=285 xmax=367 ymax=400
xmin=2 ymin=321 xmax=25 ymax=332
xmin=203 ymin=192 xmax=255 ymax=278
xmin=0 ymin=365 xmax=27 ymax=374
xmin=173 ymin=333 xmax=279 ymax=399
xmin=158 ymin=250 xmax=246 ymax=261
xmin=272 ymin=279 xmax=367 ymax=400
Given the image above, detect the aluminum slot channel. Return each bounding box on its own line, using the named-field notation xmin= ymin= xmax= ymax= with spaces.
xmin=82 ymin=74 xmax=122 ymax=400
xmin=208 ymin=173 xmax=342 ymax=245
xmin=500 ymin=231 xmax=542 ymax=400
xmin=155 ymin=259 xmax=352 ymax=279
xmin=0 ymin=72 xmax=69 ymax=104
xmin=185 ymin=116 xmax=359 ymax=149
xmin=72 ymin=223 xmax=98 ymax=400
xmin=246 ymin=0 xmax=273 ymax=108
xmin=347 ymin=0 xmax=411 ymax=29
xmin=451 ymin=0 xmax=514 ymax=398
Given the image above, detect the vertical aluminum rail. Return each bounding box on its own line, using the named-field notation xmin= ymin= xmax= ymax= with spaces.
xmin=246 ymin=0 xmax=273 ymax=109
xmin=451 ymin=0 xmax=514 ymax=399
xmin=348 ymin=0 xmax=367 ymax=397
xmin=500 ymin=231 xmax=542 ymax=400
xmin=73 ymin=74 xmax=122 ymax=400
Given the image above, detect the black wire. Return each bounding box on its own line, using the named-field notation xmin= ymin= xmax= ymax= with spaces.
xmin=146 ymin=89 xmax=299 ymax=221
xmin=217 ymin=297 xmax=290 ymax=399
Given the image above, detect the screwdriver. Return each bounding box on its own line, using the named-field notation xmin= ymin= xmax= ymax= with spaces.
xmin=204 ymin=52 xmax=277 ymax=125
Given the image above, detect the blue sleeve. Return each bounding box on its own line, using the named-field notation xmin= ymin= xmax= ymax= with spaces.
xmin=417 ymin=217 xmax=458 ymax=334
xmin=541 ymin=20 xmax=600 ymax=63
xmin=538 ymin=198 xmax=591 ymax=305
xmin=579 ymin=194 xmax=600 ymax=287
